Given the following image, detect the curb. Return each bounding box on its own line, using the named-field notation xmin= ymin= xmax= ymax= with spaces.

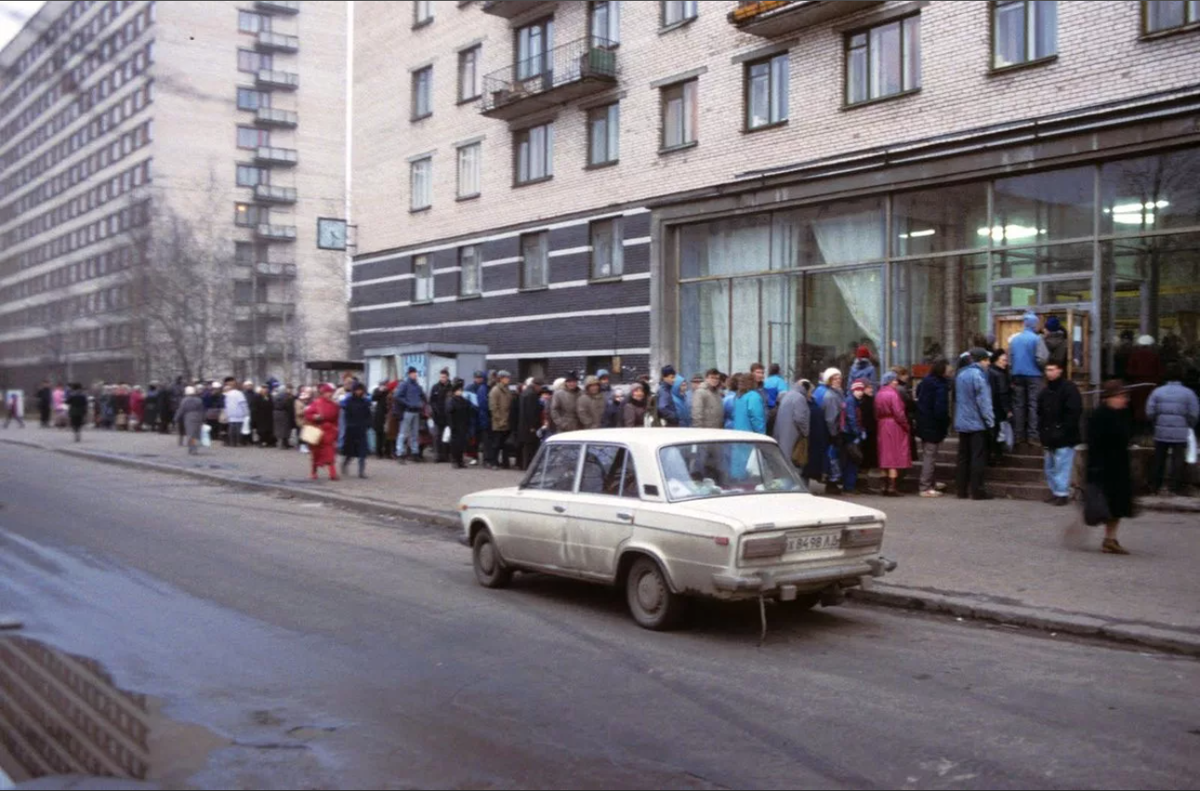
xmin=849 ymin=583 xmax=1200 ymax=657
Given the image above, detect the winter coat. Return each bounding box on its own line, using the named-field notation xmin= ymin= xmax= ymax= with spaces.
xmin=224 ymin=388 xmax=249 ymax=422
xmin=915 ymin=374 xmax=950 ymax=444
xmin=847 ymin=359 xmax=878 ymax=389
xmin=371 ymin=386 xmax=390 ymax=434
xmin=489 ymin=383 xmax=514 ymax=432
xmin=1086 ymin=404 xmax=1134 ymax=520
xmin=1010 ymin=314 xmax=1050 ymax=377
xmin=517 ymin=388 xmax=542 ymax=443
xmin=763 ymin=375 xmax=788 ymax=410
xmin=988 ymin=365 xmax=1013 ymax=419
xmin=1037 ymin=378 xmax=1083 ymax=450
xmin=692 ymin=384 xmax=724 ymax=430
xmin=802 ymin=388 xmax=833 ymax=481
xmin=1126 ymin=346 xmax=1163 ymax=423
xmin=175 ymin=395 xmax=205 ymax=440
xmin=1044 ymin=330 xmax=1069 ymax=369
xmin=733 ymin=390 xmax=766 ymax=435
xmin=773 ymin=384 xmax=810 ymax=463
xmin=430 ymin=380 xmax=451 ymax=426
xmin=392 ymin=378 xmax=426 ymax=414
xmin=341 ymin=394 xmax=373 ymax=458
xmin=843 ymin=392 xmax=864 ymax=439
xmin=475 ymin=382 xmax=491 ymax=432
xmin=577 ymin=390 xmax=607 ymax=430
xmin=814 ymin=384 xmax=844 ymax=438
xmin=130 ymin=390 xmax=144 ymax=422
xmin=723 ymin=392 xmax=736 ymax=429
xmin=67 ymin=390 xmax=89 ymax=426
xmin=143 ymin=390 xmax=160 ymax=427
xmin=874 ymin=384 xmax=912 ymax=470
xmin=294 ymin=398 xmax=309 ymax=428
xmin=954 ymin=364 xmax=995 ymax=433
xmin=274 ymin=392 xmax=295 ymax=441
xmin=622 ymin=398 xmax=648 ymax=428
xmin=448 ymin=395 xmax=475 ymax=446
xmin=253 ymin=393 xmax=274 ymax=441
xmin=1145 ymin=381 xmax=1200 ymax=444
xmin=551 ymin=388 xmax=581 ymax=432
xmin=674 ymin=381 xmax=691 ymax=428
xmin=303 ymin=397 xmax=340 ymax=464
xmin=657 ymin=381 xmax=680 ymax=426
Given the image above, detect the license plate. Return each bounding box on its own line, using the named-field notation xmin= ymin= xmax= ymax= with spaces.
xmin=785 ymin=531 xmax=841 ymax=553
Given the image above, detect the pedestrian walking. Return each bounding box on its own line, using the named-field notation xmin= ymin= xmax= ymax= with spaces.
xmin=294 ymin=386 xmax=311 ymax=454
xmin=1145 ymin=363 xmax=1200 ymax=495
xmin=3 ymin=391 xmax=24 ymax=428
xmin=955 ymin=348 xmax=995 ymax=500
xmin=1086 ymin=380 xmax=1136 ymax=554
xmin=487 ymin=370 xmax=514 ymax=469
xmin=174 ymin=386 xmax=205 ymax=455
xmin=303 ymin=383 xmax=340 ymax=480
xmin=36 ymin=380 xmax=52 ymax=427
xmin=875 ymin=372 xmax=912 ymax=497
xmin=577 ymin=376 xmax=606 ymax=430
xmin=551 ymin=372 xmax=582 ymax=433
xmin=448 ymin=380 xmax=475 ymax=469
xmin=1037 ymin=361 xmax=1083 ymax=506
xmin=915 ymin=359 xmax=950 ymax=497
xmin=1009 ymin=312 xmax=1049 ymax=447
xmin=392 ymin=367 xmax=426 ymax=461
xmin=622 ymin=382 xmax=650 ymax=428
xmin=67 ymin=383 xmax=88 ymax=442
xmin=340 ymin=382 xmax=372 ymax=478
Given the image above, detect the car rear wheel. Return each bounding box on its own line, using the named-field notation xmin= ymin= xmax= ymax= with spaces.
xmin=473 ymin=529 xmax=512 ymax=589
xmin=626 ymin=557 xmax=685 ymax=631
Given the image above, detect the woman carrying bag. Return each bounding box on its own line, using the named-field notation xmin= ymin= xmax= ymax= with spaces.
xmin=1084 ymin=380 xmax=1135 ymax=554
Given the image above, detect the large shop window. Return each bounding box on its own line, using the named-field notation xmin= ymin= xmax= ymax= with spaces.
xmin=1099 ymin=148 xmax=1200 ymax=234
xmin=845 ymin=15 xmax=921 ymax=105
xmin=893 ymin=183 xmax=989 ymax=256
xmin=891 ymin=255 xmax=988 ymax=370
xmin=992 ymin=1 xmax=1058 ymax=69
xmin=992 ymin=166 xmax=1093 ymax=244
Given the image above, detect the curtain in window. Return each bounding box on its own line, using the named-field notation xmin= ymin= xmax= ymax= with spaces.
xmin=811 ymin=212 xmax=886 ymax=348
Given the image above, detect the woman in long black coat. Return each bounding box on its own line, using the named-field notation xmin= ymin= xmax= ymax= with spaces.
xmin=516 ymin=383 xmax=543 ymax=471
xmin=447 ymin=381 xmax=475 ymax=469
xmin=340 ymin=383 xmax=374 ymax=478
xmin=1086 ymin=380 xmax=1135 ymax=555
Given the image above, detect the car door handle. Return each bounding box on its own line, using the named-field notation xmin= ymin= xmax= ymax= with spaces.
xmin=554 ymin=505 xmax=567 ymax=513
xmin=616 ymin=512 xmax=633 ymax=521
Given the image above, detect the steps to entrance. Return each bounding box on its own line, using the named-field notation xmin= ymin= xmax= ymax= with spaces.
xmin=895 ymin=437 xmax=1051 ymax=500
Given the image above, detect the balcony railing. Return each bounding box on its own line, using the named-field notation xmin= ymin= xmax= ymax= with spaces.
xmin=481 ymin=0 xmax=553 ymax=19
xmin=729 ymin=0 xmax=884 ymax=37
xmin=256 ymin=68 xmax=299 ymax=90
xmin=253 ymin=184 xmax=297 ymax=203
xmin=256 ymin=31 xmax=299 ymax=52
xmin=254 ymin=302 xmax=293 ymax=318
xmin=481 ymin=36 xmax=618 ymax=120
xmin=255 ymin=0 xmax=300 ymax=14
xmin=255 ymin=107 xmax=298 ymax=127
xmin=255 ymin=146 xmax=299 ymax=166
xmin=235 ymin=260 xmax=298 ymax=278
xmin=256 ymin=223 xmax=297 ymax=241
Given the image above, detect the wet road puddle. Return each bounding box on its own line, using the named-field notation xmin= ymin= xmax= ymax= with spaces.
xmin=0 ymin=636 xmax=226 ymax=788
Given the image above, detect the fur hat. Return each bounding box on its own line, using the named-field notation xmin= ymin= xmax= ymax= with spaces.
xmin=821 ymin=367 xmax=842 ymax=385
xmin=584 ymin=375 xmax=600 ymax=389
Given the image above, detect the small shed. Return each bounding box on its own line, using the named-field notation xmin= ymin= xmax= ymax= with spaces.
xmin=360 ymin=343 xmax=489 ymax=390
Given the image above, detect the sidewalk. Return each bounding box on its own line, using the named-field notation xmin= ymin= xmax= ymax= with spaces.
xmin=3 ymin=426 xmax=1199 ymax=653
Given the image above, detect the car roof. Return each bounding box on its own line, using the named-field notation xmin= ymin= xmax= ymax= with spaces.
xmin=544 ymin=428 xmax=776 ymax=450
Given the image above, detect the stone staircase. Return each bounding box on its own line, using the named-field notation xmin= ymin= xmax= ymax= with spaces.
xmin=893 ymin=437 xmax=1049 ymax=500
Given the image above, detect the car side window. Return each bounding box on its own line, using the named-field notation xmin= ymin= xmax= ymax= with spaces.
xmin=520 ymin=446 xmax=549 ymax=489
xmin=537 ymin=444 xmax=581 ymax=492
xmin=580 ymin=444 xmax=625 ymax=496
xmin=619 ymin=453 xmax=640 ymax=499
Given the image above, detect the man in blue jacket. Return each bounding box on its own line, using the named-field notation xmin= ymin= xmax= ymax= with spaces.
xmin=472 ymin=371 xmax=490 ymax=466
xmin=1146 ymin=363 xmax=1200 ymax=495
xmin=1008 ymin=312 xmax=1049 ymax=447
xmin=657 ymin=365 xmax=680 ymax=426
xmin=955 ymin=349 xmax=995 ymax=500
xmin=391 ymin=367 xmax=426 ymax=461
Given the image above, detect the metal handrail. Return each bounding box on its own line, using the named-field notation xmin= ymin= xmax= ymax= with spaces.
xmin=481 ymin=36 xmax=618 ymax=112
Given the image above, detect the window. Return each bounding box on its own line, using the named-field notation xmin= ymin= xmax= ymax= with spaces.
xmin=238 ymin=49 xmax=272 ymax=73
xmin=746 ymin=52 xmax=789 ymax=130
xmin=238 ymin=11 xmax=269 ymax=34
xmin=846 ymin=15 xmax=921 ymax=105
xmin=1144 ymin=0 xmax=1199 ymax=32
xmin=526 ymin=443 xmax=581 ymax=491
xmin=237 ymin=88 xmax=270 ymax=110
xmin=993 ymin=1 xmax=1057 ymax=68
xmin=579 ymin=444 xmax=638 ymax=496
xmin=235 ymin=203 xmax=267 ymax=227
xmin=412 ymin=66 xmax=432 ymax=120
xmin=590 ymin=1 xmax=620 ymax=47
xmin=591 ymin=218 xmax=623 ymax=279
xmin=661 ymin=79 xmax=697 ymax=150
xmin=235 ymin=242 xmax=256 ymax=265
xmin=414 ymin=0 xmax=434 ymax=26
xmin=413 ymin=255 xmax=434 ymax=302
xmin=459 ymin=245 xmax=481 ymax=297
xmin=587 ymin=102 xmax=619 ymax=166
xmin=411 ymin=157 xmax=432 ymax=210
xmin=457 ymin=142 xmax=481 ymax=199
xmin=515 ymin=122 xmax=553 ymax=185
xmin=516 ymin=18 xmax=553 ymax=81
xmin=662 ymin=0 xmax=698 ymax=26
xmin=237 ymin=126 xmax=270 ymax=149
xmin=521 ymin=231 xmax=549 ymax=290
xmin=458 ymin=45 xmax=481 ymax=102
xmin=236 ymin=165 xmax=268 ymax=187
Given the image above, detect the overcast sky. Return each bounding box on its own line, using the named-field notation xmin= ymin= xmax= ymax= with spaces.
xmin=1 ymin=0 xmax=45 ymax=50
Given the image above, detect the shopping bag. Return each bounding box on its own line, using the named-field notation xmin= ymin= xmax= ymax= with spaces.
xmin=999 ymin=420 xmax=1014 ymax=452
xmin=241 ymin=416 xmax=251 ymax=436
xmin=442 ymin=425 xmax=451 ymax=443
xmin=367 ymin=428 xmax=376 ymax=454
xmin=1187 ymin=430 xmax=1198 ymax=466
xmin=300 ymin=424 xmax=323 ymax=445
xmin=201 ymin=424 xmax=212 ymax=447
xmin=1082 ymin=483 xmax=1111 ymax=527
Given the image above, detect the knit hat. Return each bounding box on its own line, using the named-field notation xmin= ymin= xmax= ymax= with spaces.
xmin=856 ymin=345 xmax=870 ymax=359
xmin=851 ymin=380 xmax=867 ymax=393
xmin=584 ymin=375 xmax=599 ymax=389
xmin=184 ymin=386 xmax=196 ymax=396
xmin=661 ymin=365 xmax=677 ymax=378
xmin=565 ymin=370 xmax=579 ymax=382
xmin=881 ymin=371 xmax=899 ymax=387
xmin=1137 ymin=335 xmax=1154 ymax=346
xmin=821 ymin=367 xmax=842 ymax=384
xmin=497 ymin=369 xmax=512 ymax=379
xmin=407 ymin=366 xmax=418 ymax=374
xmin=1023 ymin=312 xmax=1039 ymax=329
xmin=473 ymin=370 xmax=485 ymax=379
xmin=970 ymin=347 xmax=990 ymax=362
xmin=1045 ymin=315 xmax=1062 ymax=333
xmin=596 ymin=368 xmax=610 ymax=379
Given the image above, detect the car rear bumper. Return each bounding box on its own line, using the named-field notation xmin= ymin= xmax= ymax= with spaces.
xmin=712 ymin=556 xmax=897 ymax=593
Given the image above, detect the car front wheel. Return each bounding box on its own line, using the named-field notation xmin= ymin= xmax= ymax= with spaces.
xmin=626 ymin=557 xmax=685 ymax=631
xmin=473 ymin=529 xmax=513 ymax=589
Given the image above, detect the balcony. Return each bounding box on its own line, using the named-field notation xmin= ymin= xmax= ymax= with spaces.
xmin=481 ymin=1 xmax=553 ymax=19
xmin=255 ymin=107 xmax=298 ymax=128
xmin=253 ymin=184 xmax=297 ymax=204
xmin=255 ymin=146 xmax=298 ymax=166
xmin=256 ymin=223 xmax=297 ymax=241
xmin=481 ymin=37 xmax=618 ymax=120
xmin=256 ymin=68 xmax=299 ymax=91
xmin=254 ymin=302 xmax=293 ymax=319
xmin=235 ymin=260 xmax=298 ymax=278
xmin=256 ymin=31 xmax=299 ymax=53
xmin=728 ymin=0 xmax=884 ymax=37
xmin=235 ymin=343 xmax=289 ymax=358
xmin=255 ymin=0 xmax=300 ymax=14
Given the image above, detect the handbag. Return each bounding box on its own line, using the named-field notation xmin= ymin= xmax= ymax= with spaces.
xmin=241 ymin=416 xmax=251 ymax=436
xmin=300 ymin=424 xmax=323 ymax=446
xmin=1082 ymin=483 xmax=1111 ymax=527
xmin=1187 ymin=430 xmax=1198 ymax=466
xmin=791 ymin=436 xmax=809 ymax=467
xmin=441 ymin=425 xmax=451 ymax=443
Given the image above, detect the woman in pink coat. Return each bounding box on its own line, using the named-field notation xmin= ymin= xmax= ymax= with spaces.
xmin=874 ymin=371 xmax=912 ymax=497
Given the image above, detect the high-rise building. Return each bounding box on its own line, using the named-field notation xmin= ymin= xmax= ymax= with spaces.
xmin=350 ymin=0 xmax=1200 ymax=388
xmin=0 ymin=0 xmax=348 ymax=389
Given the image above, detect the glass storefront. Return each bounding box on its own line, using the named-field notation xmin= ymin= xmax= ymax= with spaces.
xmin=674 ymin=146 xmax=1200 ymax=384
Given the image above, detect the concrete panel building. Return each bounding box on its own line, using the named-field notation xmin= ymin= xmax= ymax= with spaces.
xmin=0 ymin=0 xmax=348 ymax=389
xmin=351 ymin=0 xmax=1200 ymax=387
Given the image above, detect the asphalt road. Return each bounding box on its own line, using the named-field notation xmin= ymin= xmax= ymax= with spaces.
xmin=1 ymin=444 xmax=1198 ymax=790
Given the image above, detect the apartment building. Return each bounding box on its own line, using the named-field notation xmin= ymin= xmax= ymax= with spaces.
xmin=0 ymin=0 xmax=347 ymax=389
xmin=351 ymin=0 xmax=1200 ymax=388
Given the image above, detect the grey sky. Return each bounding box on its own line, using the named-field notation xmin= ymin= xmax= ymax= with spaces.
xmin=0 ymin=0 xmax=45 ymax=51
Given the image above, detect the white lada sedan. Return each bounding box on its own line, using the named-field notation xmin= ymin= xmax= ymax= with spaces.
xmin=458 ymin=429 xmax=895 ymax=630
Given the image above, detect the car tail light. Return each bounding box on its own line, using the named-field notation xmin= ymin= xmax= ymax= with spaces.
xmin=841 ymin=525 xmax=883 ymax=548
xmin=742 ymin=535 xmax=786 ymax=560
xmin=714 ymin=536 xmax=729 ymax=546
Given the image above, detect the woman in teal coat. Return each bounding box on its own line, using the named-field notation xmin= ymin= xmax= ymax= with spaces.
xmin=732 ymin=375 xmax=766 ymax=478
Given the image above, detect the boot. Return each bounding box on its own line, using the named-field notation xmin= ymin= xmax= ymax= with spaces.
xmin=329 ymin=464 xmax=339 ymax=481
xmin=883 ymin=478 xmax=902 ymax=497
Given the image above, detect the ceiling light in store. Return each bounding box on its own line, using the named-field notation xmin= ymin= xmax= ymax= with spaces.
xmin=898 ymin=229 xmax=936 ymax=239
xmin=976 ymin=225 xmax=1045 ymax=240
xmin=1112 ymin=213 xmax=1154 ymax=225
xmin=1103 ymin=199 xmax=1170 ymax=214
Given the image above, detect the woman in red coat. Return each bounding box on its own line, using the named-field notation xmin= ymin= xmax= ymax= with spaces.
xmin=303 ymin=383 xmax=340 ymax=480
xmin=874 ymin=371 xmax=912 ymax=497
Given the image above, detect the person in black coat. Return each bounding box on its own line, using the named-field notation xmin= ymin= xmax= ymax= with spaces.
xmin=67 ymin=383 xmax=88 ymax=442
xmin=517 ymin=382 xmax=543 ymax=471
xmin=915 ymin=360 xmax=951 ymax=497
xmin=371 ymin=383 xmax=391 ymax=459
xmin=1087 ymin=380 xmax=1134 ymax=554
xmin=429 ymin=368 xmax=452 ymax=463
xmin=340 ymin=382 xmax=373 ymax=478
xmin=447 ymin=380 xmax=475 ymax=469
xmin=253 ymin=386 xmax=275 ymax=447
xmin=1037 ymin=362 xmax=1083 ymax=505
xmin=36 ymin=380 xmax=52 ymax=427
xmin=988 ymin=350 xmax=1013 ymax=463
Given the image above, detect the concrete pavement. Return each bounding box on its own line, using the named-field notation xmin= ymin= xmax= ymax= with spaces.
xmin=2 ymin=426 xmax=1199 ymax=654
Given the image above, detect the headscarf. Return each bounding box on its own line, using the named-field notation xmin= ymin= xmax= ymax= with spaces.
xmin=880 ymin=371 xmax=899 ymax=387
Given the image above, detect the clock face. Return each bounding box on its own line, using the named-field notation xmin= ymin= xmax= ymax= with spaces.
xmin=317 ymin=218 xmax=347 ymax=250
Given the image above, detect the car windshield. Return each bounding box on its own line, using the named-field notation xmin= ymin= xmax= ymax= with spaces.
xmin=657 ymin=441 xmax=806 ymax=502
